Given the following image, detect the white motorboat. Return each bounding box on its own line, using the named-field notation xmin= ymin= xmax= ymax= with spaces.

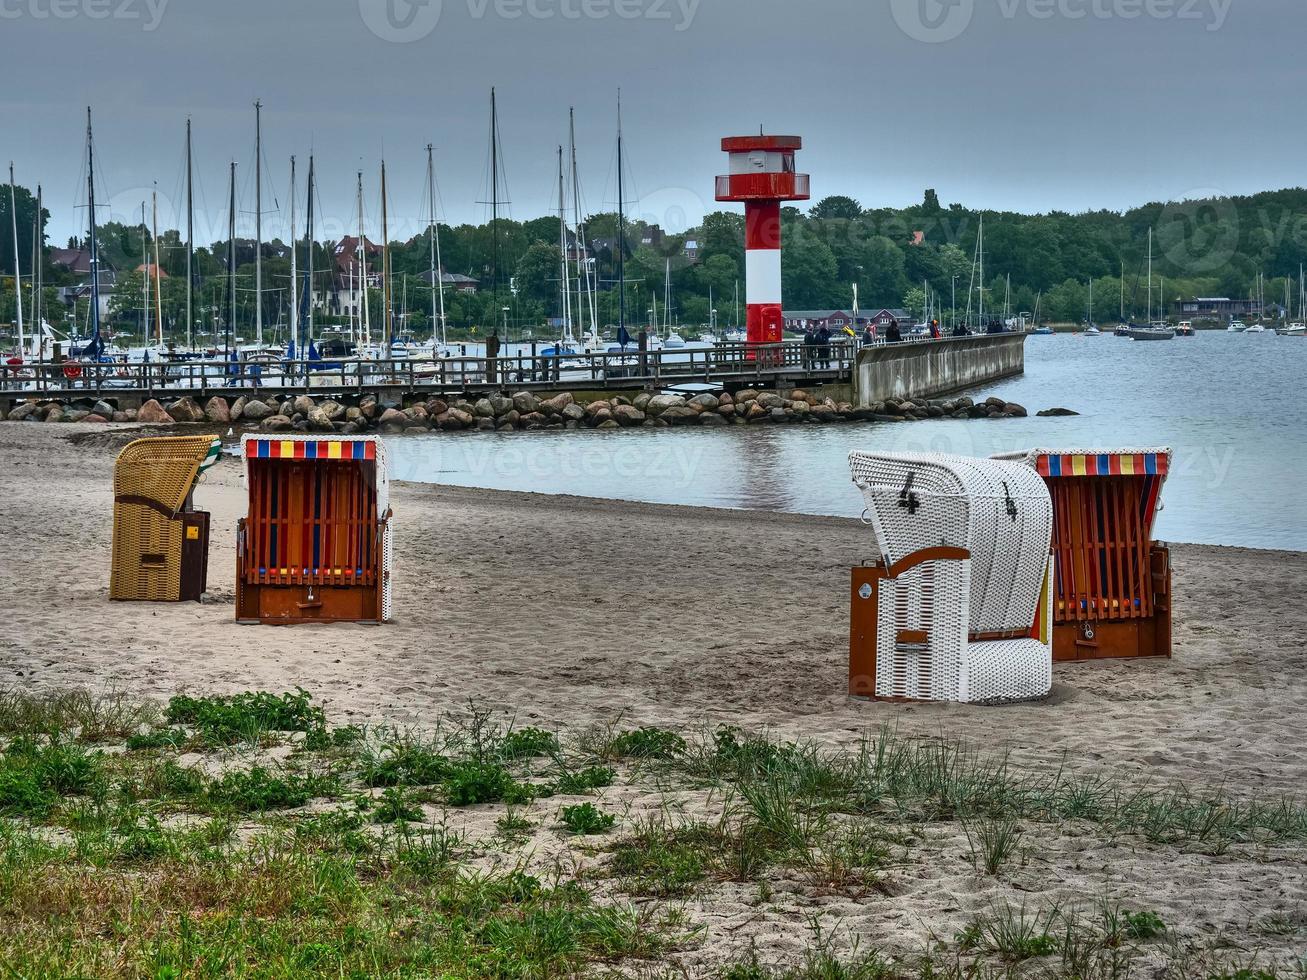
xmin=1227 ymin=320 xmax=1247 ymax=332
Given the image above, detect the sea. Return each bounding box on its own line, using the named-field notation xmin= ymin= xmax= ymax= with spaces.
xmin=385 ymin=332 xmax=1307 ymax=551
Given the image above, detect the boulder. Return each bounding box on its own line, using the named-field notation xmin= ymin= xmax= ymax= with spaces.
xmin=632 ymin=392 xmax=653 ymax=412
xmin=789 ymin=389 xmax=810 ymax=404
xmin=540 ymin=392 xmax=574 ymax=415
xmin=319 ymin=400 xmax=346 ymax=422
xmin=489 ymin=394 xmax=515 ymax=416
xmin=810 ymin=405 xmax=838 ymax=422
xmin=426 ymin=398 xmax=449 ymax=417
xmin=984 ymin=396 xmax=1006 ymax=409
xmin=449 ymin=408 xmax=476 ymax=428
xmin=699 ymin=412 xmax=727 ymax=426
xmin=661 ymin=406 xmax=698 ymax=425
xmin=562 ymin=403 xmax=586 ymax=422
xmin=1037 ymin=407 xmax=1080 ymax=417
xmin=955 ymin=396 xmax=975 ymax=408
xmin=583 ymin=400 xmax=612 ymax=418
xmin=260 ymin=415 xmax=294 ymax=432
xmin=589 ymin=408 xmax=614 ymax=427
xmin=6 ymin=403 xmax=39 ymax=422
xmin=83 ymin=413 xmax=108 ymax=424
xmin=204 ymin=396 xmax=231 ymax=424
xmin=360 ymin=396 xmax=381 ymax=420
xmin=437 ymin=412 xmax=463 ymax=431
xmin=613 ymin=404 xmax=646 ymax=426
xmin=241 ymin=399 xmax=274 ymax=421
xmin=137 ymin=399 xmax=172 ymax=424
xmin=476 ymin=417 xmax=496 ymax=431
xmin=307 ymin=408 xmax=335 ymax=432
xmin=595 ymin=419 xmax=621 ymax=430
xmin=737 ymin=390 xmax=759 ymax=403
xmin=230 ymin=396 xmax=247 ymax=421
xmin=612 ymin=395 xmax=632 ymax=407
xmin=292 ymin=394 xmax=317 ymax=417
xmin=42 ymin=405 xmax=64 ymax=422
xmin=378 ymin=408 xmax=407 ymax=428
xmin=473 ymin=398 xmax=496 ymax=419
xmin=512 ymin=391 xmax=541 ymax=415
xmin=745 ymin=402 xmax=768 ymax=422
xmin=345 ymin=406 xmax=363 ymax=422
xmin=757 ymin=392 xmax=784 ymax=410
xmin=769 ymin=407 xmax=790 ymax=423
xmin=645 ymin=394 xmax=687 ymax=416
xmin=165 ymin=397 xmax=205 ymax=423
xmin=1002 ymin=403 xmax=1028 ymax=418
xmin=790 ymin=400 xmax=810 ymax=416
xmin=718 ymin=391 xmax=734 ymax=406
xmin=497 ymin=422 xmax=515 ymax=433
xmin=686 ymin=393 xmax=720 ymax=413
xmin=63 ymin=409 xmax=90 ymax=423
xmin=500 ymin=409 xmax=521 ymax=428
xmin=91 ymin=400 xmax=115 ymax=418
xmin=520 ymin=412 xmax=549 ymax=429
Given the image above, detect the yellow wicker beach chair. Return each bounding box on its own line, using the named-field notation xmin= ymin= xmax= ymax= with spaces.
xmin=110 ymin=435 xmax=220 ymax=602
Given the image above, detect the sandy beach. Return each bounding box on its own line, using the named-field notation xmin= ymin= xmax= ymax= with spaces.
xmin=1 ymin=422 xmax=1305 ymax=973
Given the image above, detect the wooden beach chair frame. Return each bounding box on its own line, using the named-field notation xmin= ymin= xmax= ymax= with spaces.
xmin=848 ymin=451 xmax=1055 ymax=704
xmin=995 ymin=448 xmax=1173 ymax=662
xmin=110 ymin=435 xmax=220 ymax=603
xmin=236 ymin=435 xmax=393 ymax=625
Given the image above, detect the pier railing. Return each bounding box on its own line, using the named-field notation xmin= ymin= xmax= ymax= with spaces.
xmin=0 ymin=339 xmax=878 ymax=399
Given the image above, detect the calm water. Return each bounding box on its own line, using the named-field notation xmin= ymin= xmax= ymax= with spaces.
xmin=386 ymin=332 xmax=1307 ymax=551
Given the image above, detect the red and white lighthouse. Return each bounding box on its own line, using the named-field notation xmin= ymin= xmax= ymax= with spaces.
xmin=715 ymin=134 xmax=810 ymax=354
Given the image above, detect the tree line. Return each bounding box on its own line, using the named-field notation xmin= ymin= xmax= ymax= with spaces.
xmin=3 ymin=182 xmax=1306 ymax=339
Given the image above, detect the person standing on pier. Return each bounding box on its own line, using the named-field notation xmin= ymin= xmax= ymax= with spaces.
xmin=816 ymin=323 xmax=832 ymax=368
xmin=638 ymin=326 xmax=649 ymax=374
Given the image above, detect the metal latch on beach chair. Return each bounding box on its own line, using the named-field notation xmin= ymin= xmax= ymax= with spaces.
xmin=898 ymin=473 xmax=920 ymax=515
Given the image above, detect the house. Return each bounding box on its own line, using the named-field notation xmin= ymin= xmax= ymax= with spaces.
xmin=50 ymin=247 xmax=94 ymax=276
xmin=56 ymin=270 xmax=118 ymax=321
xmin=418 ymin=270 xmax=480 ymax=294
xmin=1177 ymin=297 xmax=1262 ymax=320
xmin=682 ymin=239 xmax=700 ymax=263
xmin=639 ymin=225 xmax=664 ymax=248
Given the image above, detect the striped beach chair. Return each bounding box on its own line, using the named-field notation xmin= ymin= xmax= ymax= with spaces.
xmin=236 ymin=435 xmax=393 ymax=624
xmin=848 ymin=451 xmax=1055 ymax=704
xmin=995 ymin=448 xmax=1172 ymax=661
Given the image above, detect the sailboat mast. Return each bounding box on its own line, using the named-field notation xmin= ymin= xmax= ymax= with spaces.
xmin=427 ymin=143 xmax=446 ymax=347
xmin=289 ymin=156 xmax=297 ymax=347
xmin=254 ymin=99 xmax=263 ymax=347
xmin=356 ymin=169 xmax=369 ymax=346
xmin=33 ymin=182 xmax=41 ymax=349
xmin=227 ymin=161 xmax=236 ymax=355
xmin=1147 ymin=228 xmax=1153 ymax=322
xmin=185 ymin=118 xmax=194 ymax=350
xmin=490 ymin=88 xmax=501 ymax=328
xmin=141 ymin=201 xmax=150 ymax=344
xmin=85 ymin=108 xmax=102 ymax=346
xmin=569 ymin=107 xmax=595 ymax=335
xmin=978 ymin=215 xmax=984 ymax=324
xmin=9 ymin=163 xmax=23 ymax=354
xmin=557 ymin=145 xmax=572 ymax=340
xmin=616 ymin=91 xmax=626 ymax=334
xmin=381 ymin=160 xmax=391 ymax=351
xmin=152 ymin=185 xmax=162 ymax=345
xmin=305 ymin=155 xmax=315 ymax=348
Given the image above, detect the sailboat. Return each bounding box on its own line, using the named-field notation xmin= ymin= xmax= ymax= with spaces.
xmin=1126 ymin=230 xmax=1175 ymax=340
xmin=663 ymin=259 xmax=685 ymax=348
xmin=1081 ymin=278 xmax=1101 ymax=335
xmin=1276 ymin=265 xmax=1305 ymax=336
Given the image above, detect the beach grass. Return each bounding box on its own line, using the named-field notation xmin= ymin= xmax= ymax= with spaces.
xmin=0 ymin=687 xmax=1303 ymax=978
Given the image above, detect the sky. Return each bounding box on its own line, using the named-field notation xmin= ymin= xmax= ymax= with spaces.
xmin=4 ymin=0 xmax=1303 ymax=246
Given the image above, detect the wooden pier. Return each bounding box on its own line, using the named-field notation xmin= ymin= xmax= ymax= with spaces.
xmin=1 ymin=341 xmax=863 ymax=408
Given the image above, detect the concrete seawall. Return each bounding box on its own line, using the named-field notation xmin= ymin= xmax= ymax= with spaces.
xmin=853 ymin=333 xmax=1026 ymax=407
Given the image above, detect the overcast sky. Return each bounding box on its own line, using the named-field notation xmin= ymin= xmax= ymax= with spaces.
xmin=4 ymin=0 xmax=1302 ymax=245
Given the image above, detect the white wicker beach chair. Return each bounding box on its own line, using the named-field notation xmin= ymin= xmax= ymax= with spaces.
xmin=848 ymin=451 xmax=1055 ymax=704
